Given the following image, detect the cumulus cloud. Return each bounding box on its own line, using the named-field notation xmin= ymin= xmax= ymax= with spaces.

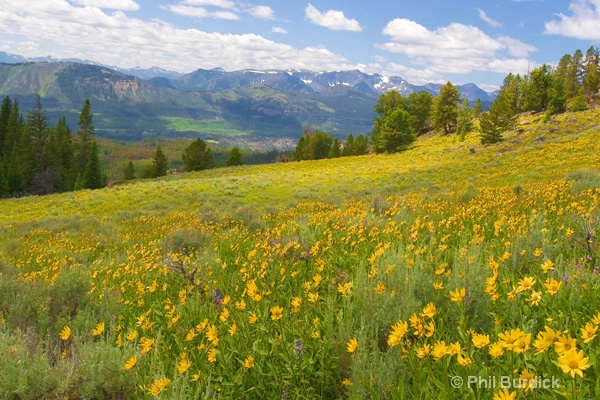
xmin=544 ymin=0 xmax=600 ymax=40
xmin=0 ymin=0 xmax=354 ymax=73
xmin=305 ymin=3 xmax=362 ymax=32
xmin=165 ymin=4 xmax=239 ymax=19
xmin=249 ymin=5 xmax=274 ymax=20
xmin=179 ymin=0 xmax=236 ymax=8
xmin=477 ymin=8 xmax=503 ymax=28
xmin=70 ymin=0 xmax=140 ymax=10
xmin=378 ymin=18 xmax=536 ymax=76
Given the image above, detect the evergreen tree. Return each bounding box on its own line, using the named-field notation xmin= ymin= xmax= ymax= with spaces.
xmin=407 ymin=91 xmax=433 ymax=134
xmin=371 ymin=91 xmax=407 ymax=148
xmin=547 ymin=73 xmax=567 ymax=115
xmin=123 ymin=161 xmax=136 ymax=180
xmin=27 ymin=95 xmax=51 ymax=171
xmin=78 ymin=141 xmax=104 ymax=189
xmin=479 ymin=110 xmax=504 ymax=144
xmin=373 ymin=107 xmax=415 ymax=153
xmin=309 ymin=130 xmax=334 ymax=160
xmin=456 ymin=98 xmax=474 ymax=141
xmin=472 ymin=99 xmax=483 ymax=118
xmin=353 ymin=134 xmax=369 ymax=155
xmin=53 ymin=117 xmax=74 ymax=190
xmin=583 ymin=46 xmax=600 ymax=101
xmin=566 ymin=49 xmax=583 ymax=98
xmin=342 ymin=134 xmax=355 ymax=156
xmin=4 ymin=100 xmax=24 ymax=194
xmin=0 ymin=97 xmax=11 ymax=155
xmin=432 ymin=82 xmax=460 ymax=135
xmin=226 ymin=147 xmax=244 ymax=166
xmin=74 ymin=99 xmax=95 ymax=176
xmin=182 ymin=138 xmax=215 ymax=171
xmin=293 ymin=134 xmax=311 ymax=161
xmin=328 ymin=138 xmax=341 ymax=158
xmin=152 ymin=146 xmax=169 ymax=177
xmin=522 ymin=65 xmax=552 ymax=112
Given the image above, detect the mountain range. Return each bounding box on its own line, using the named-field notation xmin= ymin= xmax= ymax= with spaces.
xmin=0 ymin=51 xmax=496 ymax=143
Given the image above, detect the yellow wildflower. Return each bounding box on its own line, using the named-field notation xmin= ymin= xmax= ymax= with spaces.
xmin=557 ymin=349 xmax=590 ymax=378
xmin=270 ymin=306 xmax=284 ymax=321
xmin=92 ymin=322 xmax=105 ymax=336
xmin=59 ymin=326 xmax=71 ymax=341
xmin=146 ymin=377 xmax=169 ymax=397
xmin=346 ymin=337 xmax=358 ymax=353
xmin=123 ymin=355 xmax=137 ymax=370
xmin=449 ymin=288 xmax=466 ymax=302
xmin=243 ymin=355 xmax=254 ymax=369
xmin=580 ymin=323 xmax=598 ymax=344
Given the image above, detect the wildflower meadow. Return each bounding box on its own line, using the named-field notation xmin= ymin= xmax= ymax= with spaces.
xmin=1 ymin=109 xmax=600 ymax=399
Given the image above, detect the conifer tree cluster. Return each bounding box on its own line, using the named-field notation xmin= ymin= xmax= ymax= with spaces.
xmin=0 ymin=96 xmax=104 ymax=197
xmin=481 ymin=46 xmax=599 ymax=144
xmin=292 ymin=125 xmax=369 ymax=161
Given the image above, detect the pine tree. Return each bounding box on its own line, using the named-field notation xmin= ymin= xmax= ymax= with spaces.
xmin=4 ymin=100 xmax=23 ymax=194
xmin=226 ymin=147 xmax=244 ymax=166
xmin=472 ymin=99 xmax=483 ymax=118
xmin=152 ymin=146 xmax=169 ymax=177
xmin=342 ymin=134 xmax=355 ymax=156
xmin=456 ymin=98 xmax=473 ymax=141
xmin=182 ymin=138 xmax=215 ymax=171
xmin=0 ymin=97 xmax=11 ymax=156
xmin=27 ymin=95 xmax=51 ymax=172
xmin=292 ymin=133 xmax=312 ymax=161
xmin=373 ymin=107 xmax=415 ymax=153
xmin=522 ymin=65 xmax=552 ymax=112
xmin=479 ymin=110 xmax=504 ymax=145
xmin=432 ymin=82 xmax=460 ymax=135
xmin=371 ymin=91 xmax=407 ymax=149
xmin=583 ymin=46 xmax=600 ymax=101
xmin=566 ymin=50 xmax=583 ymax=99
xmin=353 ymin=134 xmax=369 ymax=155
xmin=81 ymin=141 xmax=104 ymax=189
xmin=54 ymin=117 xmax=74 ymax=190
xmin=328 ymin=138 xmax=341 ymax=158
xmin=309 ymin=130 xmax=334 ymax=160
xmin=74 ymin=99 xmax=95 ymax=176
xmin=407 ymin=91 xmax=433 ymax=134
xmin=124 ymin=161 xmax=136 ymax=180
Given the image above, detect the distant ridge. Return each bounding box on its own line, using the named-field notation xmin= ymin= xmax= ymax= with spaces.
xmin=0 ymin=52 xmax=496 ymax=142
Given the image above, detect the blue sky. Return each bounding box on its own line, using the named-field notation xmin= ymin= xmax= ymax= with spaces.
xmin=1 ymin=0 xmax=599 ymax=90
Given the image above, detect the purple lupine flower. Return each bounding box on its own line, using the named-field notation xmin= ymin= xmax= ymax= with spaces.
xmin=294 ymin=339 xmax=303 ymax=359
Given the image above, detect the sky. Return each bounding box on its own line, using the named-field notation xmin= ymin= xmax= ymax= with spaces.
xmin=1 ymin=0 xmax=599 ymax=90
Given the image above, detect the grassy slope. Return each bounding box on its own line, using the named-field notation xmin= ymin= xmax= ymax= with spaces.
xmin=2 ymin=108 xmax=599 ymax=225
xmin=1 ymin=107 xmax=600 ymax=399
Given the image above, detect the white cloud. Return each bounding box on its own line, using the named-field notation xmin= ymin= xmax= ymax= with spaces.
xmin=70 ymin=0 xmax=140 ymax=10
xmin=544 ymin=0 xmax=600 ymax=40
xmin=378 ymin=18 xmax=536 ymax=76
xmin=249 ymin=6 xmax=274 ymax=20
xmin=0 ymin=0 xmax=354 ymax=73
xmin=477 ymin=8 xmax=503 ymax=28
xmin=305 ymin=3 xmax=362 ymax=32
xmin=497 ymin=36 xmax=537 ymax=58
xmin=180 ymin=0 xmax=236 ymax=8
xmin=164 ymin=4 xmax=239 ymax=19
xmin=270 ymin=26 xmax=288 ymax=34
